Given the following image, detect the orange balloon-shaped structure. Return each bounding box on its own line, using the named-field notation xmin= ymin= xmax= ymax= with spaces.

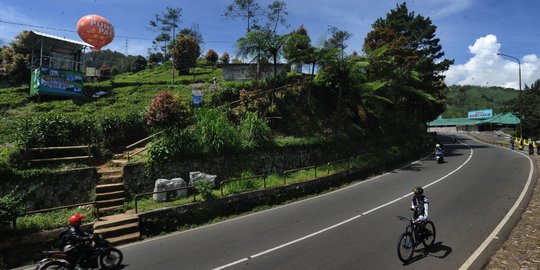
xmin=76 ymin=14 xmax=115 ymax=51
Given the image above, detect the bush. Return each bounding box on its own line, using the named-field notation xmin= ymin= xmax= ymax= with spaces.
xmin=239 ymin=111 xmax=272 ymax=148
xmin=98 ymin=111 xmax=147 ymax=150
xmin=148 ymin=127 xmax=200 ymax=162
xmin=145 ymin=92 xmax=191 ymax=130
xmin=195 ymin=108 xmax=240 ymax=155
xmin=16 ymin=114 xmax=96 ymax=147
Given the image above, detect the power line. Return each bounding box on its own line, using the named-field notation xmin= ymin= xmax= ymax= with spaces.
xmin=0 ymin=19 xmax=152 ymax=40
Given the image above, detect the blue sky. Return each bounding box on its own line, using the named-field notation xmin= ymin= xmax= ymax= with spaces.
xmin=0 ymin=0 xmax=539 ymax=89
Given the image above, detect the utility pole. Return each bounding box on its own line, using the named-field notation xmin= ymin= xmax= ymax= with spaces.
xmin=497 ymin=52 xmax=522 ymax=138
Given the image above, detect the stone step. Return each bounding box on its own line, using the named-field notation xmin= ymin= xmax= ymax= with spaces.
xmin=97 ymin=204 xmax=124 ymax=212
xmin=111 ymin=159 xmax=128 ymax=166
xmin=94 ymin=222 xmax=140 ymax=239
xmin=95 ymin=190 xmax=125 ymax=201
xmin=97 ymin=166 xmax=123 ymax=176
xmin=94 ymin=213 xmax=139 ymax=230
xmin=105 ymin=231 xmax=140 ymax=246
xmin=95 ymin=183 xmax=125 ymax=194
xmin=95 ymin=198 xmax=125 ymax=209
xmin=113 ymin=153 xmax=126 ymax=159
xmin=99 ymin=174 xmax=123 ymax=185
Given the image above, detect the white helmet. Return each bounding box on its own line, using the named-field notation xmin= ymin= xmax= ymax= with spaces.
xmin=436 ymin=144 xmax=440 ymax=147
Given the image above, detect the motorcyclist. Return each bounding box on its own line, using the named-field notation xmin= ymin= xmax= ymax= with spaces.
xmin=63 ymin=213 xmax=93 ymax=269
xmin=434 ymin=143 xmax=444 ymax=155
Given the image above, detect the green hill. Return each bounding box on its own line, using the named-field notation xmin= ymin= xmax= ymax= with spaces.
xmin=443 ymin=85 xmax=518 ymax=118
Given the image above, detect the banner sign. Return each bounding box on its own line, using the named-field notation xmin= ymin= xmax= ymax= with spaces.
xmin=30 ymin=66 xmax=84 ymax=97
xmin=192 ymin=89 xmax=203 ymax=106
xmin=468 ymin=109 xmax=493 ymax=119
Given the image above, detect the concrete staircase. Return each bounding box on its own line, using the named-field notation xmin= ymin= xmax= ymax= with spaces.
xmin=93 ymin=213 xmax=140 ymax=246
xmin=94 ymin=152 xmax=140 ymax=245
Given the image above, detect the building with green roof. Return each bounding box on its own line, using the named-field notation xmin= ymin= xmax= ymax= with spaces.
xmin=428 ymin=112 xmax=519 ymax=132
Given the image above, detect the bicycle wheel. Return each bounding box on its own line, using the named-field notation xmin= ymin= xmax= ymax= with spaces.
xmin=422 ymin=221 xmax=436 ymax=247
xmin=397 ymin=232 xmax=414 ymax=263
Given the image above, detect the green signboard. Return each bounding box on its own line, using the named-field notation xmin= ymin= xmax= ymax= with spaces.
xmin=30 ymin=66 xmax=84 ymax=97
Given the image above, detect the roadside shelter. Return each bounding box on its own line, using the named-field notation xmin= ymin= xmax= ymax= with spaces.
xmin=23 ymin=31 xmax=93 ymax=98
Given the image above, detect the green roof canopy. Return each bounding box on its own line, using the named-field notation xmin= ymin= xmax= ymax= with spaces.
xmin=428 ymin=113 xmax=519 ymax=127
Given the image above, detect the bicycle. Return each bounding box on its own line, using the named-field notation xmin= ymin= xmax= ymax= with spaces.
xmin=396 ymin=216 xmax=436 ymax=263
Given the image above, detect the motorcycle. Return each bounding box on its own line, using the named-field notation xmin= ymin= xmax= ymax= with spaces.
xmin=435 ymin=149 xmax=444 ymax=164
xmin=35 ymin=234 xmax=122 ymax=270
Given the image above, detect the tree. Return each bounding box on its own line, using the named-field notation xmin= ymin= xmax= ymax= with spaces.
xmin=236 ymin=30 xmax=288 ymax=78
xmin=363 ymin=2 xmax=453 ymax=123
xmin=148 ymin=7 xmax=182 ymax=83
xmin=324 ymin=26 xmax=352 ymax=60
xmin=223 ymin=0 xmax=263 ymax=32
xmin=284 ymin=25 xmax=311 ymax=70
xmin=148 ymin=52 xmax=165 ymax=64
xmin=170 ymin=34 xmax=201 ymax=74
xmin=220 ymin=52 xmax=230 ymax=64
xmin=148 ymin=7 xmax=182 ymax=57
xmin=265 ymin=1 xmax=289 ymax=32
xmin=521 ymin=80 xmax=540 ymax=138
xmin=0 ymin=31 xmax=31 ymax=86
xmin=130 ymin=55 xmax=148 ymax=73
xmin=205 ymin=49 xmax=219 ymax=65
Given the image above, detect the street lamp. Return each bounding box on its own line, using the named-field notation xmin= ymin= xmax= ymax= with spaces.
xmin=497 ymin=52 xmax=522 ymax=138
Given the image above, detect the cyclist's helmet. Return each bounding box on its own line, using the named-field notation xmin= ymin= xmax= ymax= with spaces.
xmin=436 ymin=144 xmax=440 ymax=148
xmin=68 ymin=213 xmax=85 ymax=226
xmin=412 ymin=186 xmax=424 ymax=195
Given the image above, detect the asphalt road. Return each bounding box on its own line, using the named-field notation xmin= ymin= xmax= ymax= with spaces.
xmin=97 ymin=134 xmax=538 ymax=269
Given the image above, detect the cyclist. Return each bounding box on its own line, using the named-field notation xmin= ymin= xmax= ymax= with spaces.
xmin=410 ymin=187 xmax=429 ymax=236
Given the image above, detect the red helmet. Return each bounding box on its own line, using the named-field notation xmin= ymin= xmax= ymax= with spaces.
xmin=68 ymin=213 xmax=85 ymax=226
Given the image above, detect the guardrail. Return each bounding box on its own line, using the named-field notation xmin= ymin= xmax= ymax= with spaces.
xmin=132 ymin=153 xmax=372 ymax=215
xmin=11 ymin=201 xmax=98 ymax=230
xmin=134 ymin=186 xmax=196 ymax=214
xmin=24 ymin=145 xmax=92 ymax=163
xmin=219 ymin=175 xmax=266 ymax=196
xmin=283 ymin=165 xmax=317 ymax=185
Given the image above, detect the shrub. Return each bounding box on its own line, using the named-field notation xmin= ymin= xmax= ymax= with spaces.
xmin=195 ymin=108 xmax=240 ymax=155
xmin=16 ymin=114 xmax=96 ymax=147
xmin=98 ymin=111 xmax=147 ymax=150
xmin=148 ymin=127 xmax=200 ymax=162
xmin=145 ymin=92 xmax=191 ymax=130
xmin=239 ymin=111 xmax=272 ymax=148
xmin=0 ymin=186 xmax=29 ymax=229
xmin=193 ymin=179 xmax=215 ymax=201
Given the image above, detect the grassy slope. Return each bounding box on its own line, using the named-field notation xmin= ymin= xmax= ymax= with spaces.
xmin=443 ymin=85 xmax=518 ymax=118
xmin=0 ymin=64 xmax=221 ymax=158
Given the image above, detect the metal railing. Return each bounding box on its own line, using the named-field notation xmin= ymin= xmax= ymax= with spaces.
xmin=219 ymin=175 xmax=266 ymax=196
xmin=132 ymin=153 xmax=372 ymax=215
xmin=125 ymin=131 xmax=164 ymax=161
xmin=134 ymin=186 xmax=196 ymax=214
xmin=25 ymin=145 xmax=92 ymax=163
xmin=283 ymin=165 xmax=317 ymax=185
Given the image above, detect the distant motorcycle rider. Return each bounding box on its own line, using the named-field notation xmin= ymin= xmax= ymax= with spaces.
xmin=62 ymin=213 xmax=93 ymax=269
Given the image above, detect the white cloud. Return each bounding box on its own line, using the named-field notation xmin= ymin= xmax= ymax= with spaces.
xmin=445 ymin=34 xmax=540 ymax=89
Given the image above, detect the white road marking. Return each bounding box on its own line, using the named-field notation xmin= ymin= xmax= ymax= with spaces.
xmin=459 ymin=140 xmax=535 ymax=269
xmin=212 ymin=143 xmax=475 ymax=270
